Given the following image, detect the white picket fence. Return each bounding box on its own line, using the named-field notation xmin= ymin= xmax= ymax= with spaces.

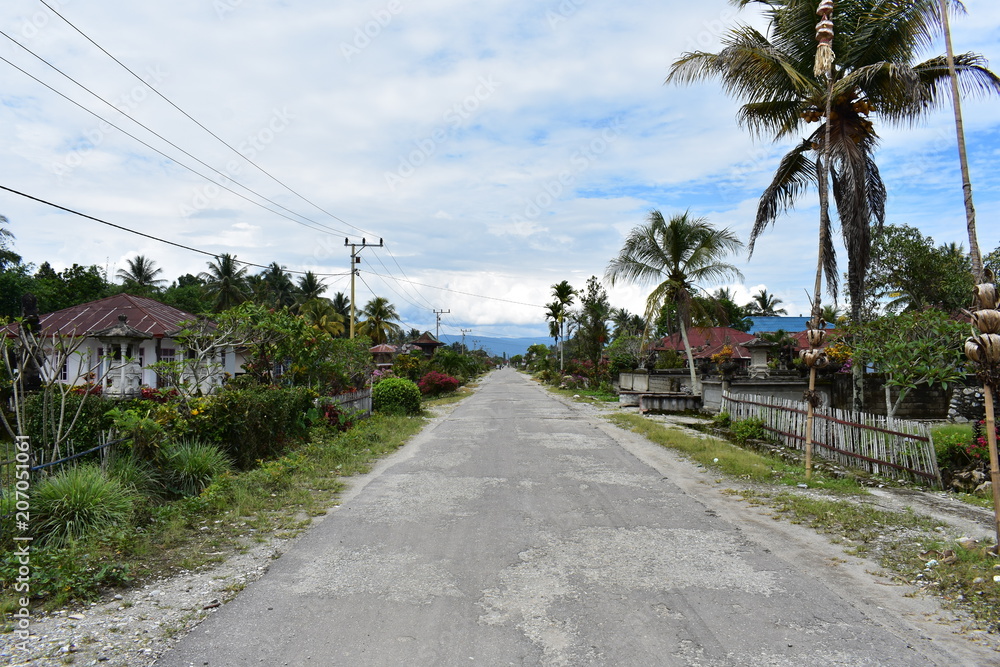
xmin=721 ymin=391 xmax=941 ymax=488
xmin=322 ymin=388 xmax=372 ymax=417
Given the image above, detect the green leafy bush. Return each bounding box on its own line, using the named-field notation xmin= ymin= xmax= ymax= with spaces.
xmin=372 ymin=377 xmax=422 ymax=415
xmin=24 ymin=392 xmax=116 ymax=459
xmin=730 ymin=417 xmax=768 ymax=445
xmin=32 ymin=465 xmax=136 ymax=547
xmin=161 ymin=440 xmax=232 ymax=497
xmin=207 ymin=386 xmax=315 ymax=468
xmin=711 ymin=411 xmax=732 ymax=429
xmin=1 ymin=543 xmax=132 ymax=604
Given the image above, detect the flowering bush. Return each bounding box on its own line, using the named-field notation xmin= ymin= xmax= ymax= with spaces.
xmin=968 ymin=419 xmax=1000 ymax=465
xmin=418 ymin=371 xmax=460 ymax=396
xmin=710 ymin=345 xmax=733 ymax=367
xmin=140 ymin=386 xmax=178 ymax=403
xmin=371 ymin=368 xmax=396 ymax=385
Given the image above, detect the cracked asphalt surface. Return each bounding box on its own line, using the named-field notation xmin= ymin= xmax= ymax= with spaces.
xmin=153 ymin=368 xmax=999 ymax=666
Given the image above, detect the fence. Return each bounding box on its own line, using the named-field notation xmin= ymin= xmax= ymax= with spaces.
xmin=322 ymin=388 xmax=372 ymax=417
xmin=721 ymin=391 xmax=941 ymax=488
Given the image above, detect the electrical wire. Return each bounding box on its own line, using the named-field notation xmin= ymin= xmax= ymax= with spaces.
xmin=0 ymin=51 xmax=354 ymax=240
xmin=0 ymin=185 xmax=350 ymax=277
xmin=365 ymin=270 xmax=546 ymax=309
xmin=36 ymin=0 xmax=375 ymax=238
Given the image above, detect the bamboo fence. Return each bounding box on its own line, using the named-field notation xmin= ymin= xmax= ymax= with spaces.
xmin=722 ymin=391 xmax=941 ymax=488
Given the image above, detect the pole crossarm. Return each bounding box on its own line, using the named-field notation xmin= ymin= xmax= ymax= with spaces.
xmin=345 ymin=237 xmax=384 ymax=339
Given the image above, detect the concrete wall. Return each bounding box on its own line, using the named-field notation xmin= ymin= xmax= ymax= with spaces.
xmin=618 ymin=371 xmax=692 ymax=394
xmin=702 ymin=378 xmax=832 ymax=413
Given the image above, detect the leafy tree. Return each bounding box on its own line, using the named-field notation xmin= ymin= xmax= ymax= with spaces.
xmin=847 ymin=308 xmax=968 ymax=418
xmin=667 ymin=0 xmax=1000 ymax=327
xmin=357 ymin=296 xmax=402 ymax=345
xmin=200 ymin=254 xmax=249 ymax=312
xmin=573 ymin=276 xmax=611 ymax=367
xmin=605 ymin=210 xmax=743 ymax=390
xmin=162 ymin=274 xmax=207 ymax=315
xmin=710 ymin=288 xmax=752 ymax=331
xmin=32 ymin=262 xmax=111 ymax=312
xmin=116 ymin=255 xmax=166 ymax=294
xmin=866 ymin=224 xmax=973 ymax=315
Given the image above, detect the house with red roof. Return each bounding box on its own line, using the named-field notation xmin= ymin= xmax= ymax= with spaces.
xmin=3 ymin=294 xmax=241 ymax=397
xmin=652 ymin=326 xmax=755 ymax=366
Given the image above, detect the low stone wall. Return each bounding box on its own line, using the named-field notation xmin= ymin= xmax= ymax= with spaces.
xmin=617 ymin=371 xmax=691 ymax=394
xmin=948 ymin=384 xmax=987 ymax=423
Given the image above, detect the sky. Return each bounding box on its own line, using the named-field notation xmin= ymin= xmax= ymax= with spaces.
xmin=0 ymin=0 xmax=998 ymax=340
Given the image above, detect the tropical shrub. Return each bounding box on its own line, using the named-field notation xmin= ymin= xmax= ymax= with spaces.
xmin=418 ymin=371 xmax=459 ymax=396
xmin=32 ymin=465 xmax=136 ymax=547
xmin=23 ymin=392 xmax=115 ymax=460
xmin=730 ymin=417 xmax=769 ymax=445
xmin=372 ymin=377 xmax=421 ymax=415
xmin=208 ymin=386 xmax=315 ymax=468
xmin=161 ymin=440 xmax=233 ymax=497
xmin=392 ymin=352 xmax=425 ymax=382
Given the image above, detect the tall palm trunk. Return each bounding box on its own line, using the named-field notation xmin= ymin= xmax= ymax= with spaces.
xmin=939 ymin=0 xmax=982 ymax=281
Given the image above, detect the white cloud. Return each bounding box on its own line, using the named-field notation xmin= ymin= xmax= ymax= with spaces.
xmin=0 ymin=0 xmax=997 ymax=338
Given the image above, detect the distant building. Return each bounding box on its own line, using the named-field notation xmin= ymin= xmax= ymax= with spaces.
xmin=2 ymin=294 xmax=241 ymax=397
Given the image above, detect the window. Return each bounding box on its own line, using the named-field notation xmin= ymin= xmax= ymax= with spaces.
xmin=160 ymin=348 xmax=176 ymax=363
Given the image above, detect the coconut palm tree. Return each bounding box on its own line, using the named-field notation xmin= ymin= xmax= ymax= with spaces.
xmin=258 ymin=262 xmax=296 ymax=309
xmin=667 ymin=0 xmax=1000 ymax=325
xmin=116 ymin=255 xmax=166 ymax=293
xmin=299 ymin=298 xmax=345 ymax=337
xmin=357 ymin=296 xmax=402 ymax=345
xmin=605 ymin=210 xmax=744 ymax=390
xmin=544 ymin=301 xmax=563 ymax=347
xmin=549 ymin=280 xmax=576 ymax=370
xmin=200 ymin=253 xmax=248 ymax=312
xmin=296 ymin=272 xmax=327 ymax=305
xmin=746 ymin=288 xmax=787 ymax=316
xmin=330 ymin=292 xmax=351 ymax=320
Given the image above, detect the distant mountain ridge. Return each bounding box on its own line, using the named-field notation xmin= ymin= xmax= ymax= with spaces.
xmin=438 ymin=334 xmax=551 ymax=358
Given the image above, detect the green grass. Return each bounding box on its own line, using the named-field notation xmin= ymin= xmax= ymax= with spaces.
xmin=605 ymin=409 xmax=1000 ymax=632
xmin=605 ymin=412 xmax=864 ymax=493
xmin=0 ymin=413 xmax=429 ymax=614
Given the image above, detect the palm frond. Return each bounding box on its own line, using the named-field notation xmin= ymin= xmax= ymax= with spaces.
xmin=749 ymin=138 xmax=816 ymax=255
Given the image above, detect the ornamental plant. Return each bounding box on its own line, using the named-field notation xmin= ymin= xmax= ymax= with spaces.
xmin=372 ymin=377 xmax=421 ymax=415
xmin=418 ymin=371 xmax=459 ymax=396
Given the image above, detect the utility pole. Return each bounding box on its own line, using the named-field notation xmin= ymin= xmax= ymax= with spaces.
xmin=345 ymin=237 xmax=383 ymax=339
xmin=461 ymin=328 xmax=472 ymax=354
xmin=433 ymin=309 xmax=450 ymax=339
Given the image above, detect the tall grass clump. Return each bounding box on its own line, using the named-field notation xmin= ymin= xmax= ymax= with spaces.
xmin=32 ymin=465 xmax=136 ymax=547
xmin=161 ymin=440 xmax=233 ymax=497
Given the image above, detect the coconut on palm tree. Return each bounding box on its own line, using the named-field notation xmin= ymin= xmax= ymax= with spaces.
xmin=605 ymin=210 xmax=744 ymax=391
xmin=357 ymin=296 xmax=403 ymax=345
xmin=667 ymin=0 xmax=1000 ymax=325
xmin=117 ymin=255 xmax=166 ymax=293
xmin=200 ymin=253 xmax=249 ymax=312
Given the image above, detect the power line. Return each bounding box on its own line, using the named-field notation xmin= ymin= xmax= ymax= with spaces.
xmin=0 ymin=184 xmax=350 ymax=277
xmin=36 ymin=0 xmax=375 ymax=238
xmin=0 ymin=49 xmax=351 ymax=240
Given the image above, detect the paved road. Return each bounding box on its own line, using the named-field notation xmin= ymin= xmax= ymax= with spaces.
xmin=156 ymin=368 xmax=991 ymax=666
